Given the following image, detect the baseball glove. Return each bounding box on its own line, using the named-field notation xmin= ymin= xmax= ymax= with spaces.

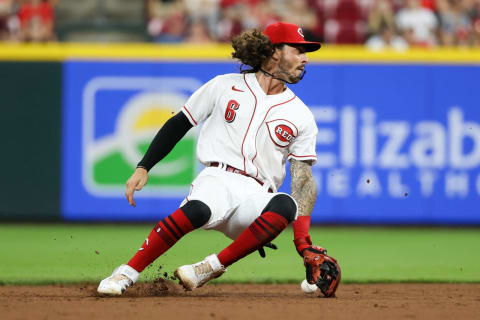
xmin=302 ymin=246 xmax=341 ymax=297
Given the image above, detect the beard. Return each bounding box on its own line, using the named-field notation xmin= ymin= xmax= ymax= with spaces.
xmin=274 ymin=58 xmax=303 ymax=84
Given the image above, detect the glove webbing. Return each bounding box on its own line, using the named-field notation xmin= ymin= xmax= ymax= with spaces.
xmin=317 ymin=260 xmax=340 ymax=297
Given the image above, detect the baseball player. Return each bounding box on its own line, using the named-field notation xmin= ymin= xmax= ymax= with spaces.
xmin=98 ymin=22 xmax=340 ymax=297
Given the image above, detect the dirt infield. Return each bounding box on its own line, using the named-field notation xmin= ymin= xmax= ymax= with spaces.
xmin=1 ymin=282 xmax=479 ymax=320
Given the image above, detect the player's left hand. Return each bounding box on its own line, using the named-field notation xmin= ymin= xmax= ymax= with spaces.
xmin=258 ymin=242 xmax=277 ymax=258
xmin=302 ymin=246 xmax=341 ymax=297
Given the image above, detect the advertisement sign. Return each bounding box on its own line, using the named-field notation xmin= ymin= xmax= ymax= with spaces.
xmin=301 ymin=65 xmax=480 ymax=224
xmin=62 ymin=61 xmax=480 ymax=223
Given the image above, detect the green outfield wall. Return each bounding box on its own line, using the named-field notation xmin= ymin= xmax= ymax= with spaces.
xmin=0 ymin=61 xmax=62 ymax=220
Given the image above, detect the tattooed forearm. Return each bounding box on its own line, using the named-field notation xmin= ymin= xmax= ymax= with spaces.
xmin=290 ymin=159 xmax=317 ymax=217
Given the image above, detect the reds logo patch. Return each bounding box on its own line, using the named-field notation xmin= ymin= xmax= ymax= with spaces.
xmin=266 ymin=119 xmax=298 ymax=148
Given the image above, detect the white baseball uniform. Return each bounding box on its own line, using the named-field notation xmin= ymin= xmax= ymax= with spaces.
xmin=180 ymin=72 xmax=318 ymax=239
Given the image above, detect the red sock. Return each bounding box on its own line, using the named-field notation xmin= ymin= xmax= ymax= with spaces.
xmin=217 ymin=211 xmax=288 ymax=267
xmin=128 ymin=208 xmax=194 ymax=272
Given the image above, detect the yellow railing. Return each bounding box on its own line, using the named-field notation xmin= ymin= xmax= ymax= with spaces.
xmin=1 ymin=43 xmax=480 ymax=63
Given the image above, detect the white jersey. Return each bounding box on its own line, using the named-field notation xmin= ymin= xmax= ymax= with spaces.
xmin=181 ymin=73 xmax=318 ymax=192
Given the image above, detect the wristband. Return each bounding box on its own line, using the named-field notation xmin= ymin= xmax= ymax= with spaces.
xmin=293 ymin=235 xmax=312 ymax=256
xmin=293 ymin=216 xmax=312 ymax=255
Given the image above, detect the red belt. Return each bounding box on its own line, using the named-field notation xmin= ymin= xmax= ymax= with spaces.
xmin=208 ymin=162 xmax=272 ymax=193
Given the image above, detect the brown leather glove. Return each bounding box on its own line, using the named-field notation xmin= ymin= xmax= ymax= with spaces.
xmin=302 ymin=246 xmax=341 ymax=297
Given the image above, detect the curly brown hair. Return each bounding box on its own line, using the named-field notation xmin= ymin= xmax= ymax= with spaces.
xmin=231 ymin=29 xmax=283 ymax=73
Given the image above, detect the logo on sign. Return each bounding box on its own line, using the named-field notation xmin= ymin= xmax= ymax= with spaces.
xmin=266 ymin=119 xmax=298 ymax=147
xmin=82 ymin=76 xmax=202 ymax=197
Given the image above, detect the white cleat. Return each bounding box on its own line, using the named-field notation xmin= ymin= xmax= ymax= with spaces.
xmin=97 ymin=264 xmax=139 ymax=296
xmin=174 ymin=254 xmax=226 ymax=291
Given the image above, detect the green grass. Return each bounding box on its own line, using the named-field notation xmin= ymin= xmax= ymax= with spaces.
xmin=0 ymin=224 xmax=479 ymax=285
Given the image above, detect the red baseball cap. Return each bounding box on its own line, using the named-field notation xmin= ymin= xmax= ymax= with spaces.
xmin=263 ymin=22 xmax=321 ymax=52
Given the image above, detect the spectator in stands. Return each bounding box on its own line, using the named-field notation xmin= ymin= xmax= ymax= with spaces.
xmin=185 ymin=18 xmax=214 ymax=43
xmin=214 ymin=0 xmax=285 ymax=42
xmin=215 ymin=1 xmax=249 ymax=42
xmin=366 ymin=22 xmax=409 ymax=50
xmin=248 ymin=0 xmax=278 ymax=30
xmin=467 ymin=0 xmax=480 ymax=45
xmin=148 ymin=0 xmax=188 ymax=43
xmin=473 ymin=18 xmax=480 ymax=45
xmin=0 ymin=0 xmax=16 ymax=40
xmin=367 ymin=0 xmax=396 ymax=38
xmin=322 ymin=0 xmax=367 ymax=44
xmin=17 ymin=0 xmax=55 ymax=42
xmin=277 ymin=0 xmax=321 ymax=41
xmin=183 ymin=0 xmax=220 ymax=41
xmin=467 ymin=0 xmax=480 ymax=20
xmin=396 ymin=0 xmax=438 ymax=46
xmin=437 ymin=0 xmax=472 ymax=46
xmin=0 ymin=0 xmax=10 ymax=39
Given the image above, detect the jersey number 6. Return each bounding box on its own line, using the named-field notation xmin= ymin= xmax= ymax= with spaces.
xmin=224 ymin=100 xmax=240 ymax=123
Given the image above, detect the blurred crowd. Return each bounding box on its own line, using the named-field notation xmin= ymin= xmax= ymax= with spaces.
xmin=147 ymin=0 xmax=480 ymax=48
xmin=1 ymin=0 xmax=480 ymax=48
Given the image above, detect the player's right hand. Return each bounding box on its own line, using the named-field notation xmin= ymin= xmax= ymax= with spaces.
xmin=258 ymin=242 xmax=277 ymax=258
xmin=125 ymin=167 xmax=149 ymax=207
